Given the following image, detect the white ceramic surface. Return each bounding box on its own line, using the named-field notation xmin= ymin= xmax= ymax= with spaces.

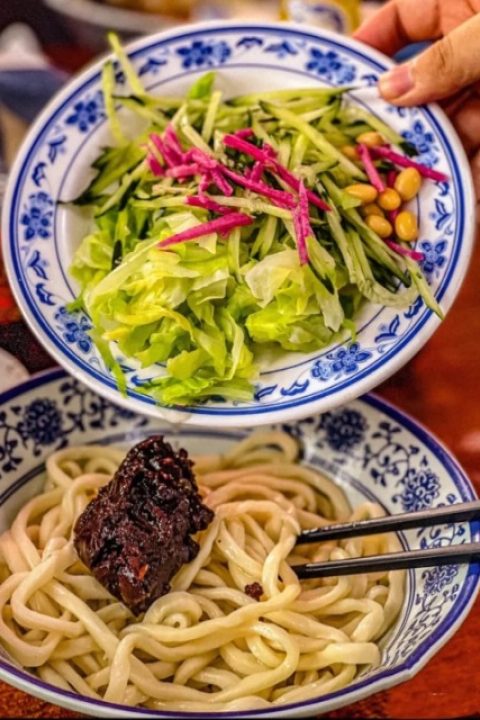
xmin=2 ymin=22 xmax=475 ymax=427
xmin=0 ymin=348 xmax=28 ymax=393
xmin=0 ymin=368 xmax=478 ymax=717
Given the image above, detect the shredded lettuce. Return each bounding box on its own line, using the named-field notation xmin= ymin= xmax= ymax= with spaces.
xmin=68 ymin=39 xmax=440 ymax=407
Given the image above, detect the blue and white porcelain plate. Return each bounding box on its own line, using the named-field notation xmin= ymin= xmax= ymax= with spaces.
xmin=0 ymin=368 xmax=478 ymax=717
xmin=2 ymin=22 xmax=475 ymax=427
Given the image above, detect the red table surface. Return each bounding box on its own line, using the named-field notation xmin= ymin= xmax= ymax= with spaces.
xmin=0 ymin=227 xmax=479 ymax=718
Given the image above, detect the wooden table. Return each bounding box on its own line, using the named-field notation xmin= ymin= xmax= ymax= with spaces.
xmin=0 ymin=225 xmax=479 ymax=718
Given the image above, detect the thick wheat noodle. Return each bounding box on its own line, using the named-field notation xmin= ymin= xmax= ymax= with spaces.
xmin=0 ymin=432 xmax=405 ymax=711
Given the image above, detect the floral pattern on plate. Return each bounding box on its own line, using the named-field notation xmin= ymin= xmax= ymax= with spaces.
xmin=2 ymin=23 xmax=474 ymax=426
xmin=0 ymin=371 xmax=477 ymax=717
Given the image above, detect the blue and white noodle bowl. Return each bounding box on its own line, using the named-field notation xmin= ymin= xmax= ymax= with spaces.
xmin=1 ymin=22 xmax=475 ymax=426
xmin=0 ymin=369 xmax=478 ymax=718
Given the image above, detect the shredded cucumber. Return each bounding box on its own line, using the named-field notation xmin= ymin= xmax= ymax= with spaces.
xmin=68 ymin=35 xmax=441 ymax=407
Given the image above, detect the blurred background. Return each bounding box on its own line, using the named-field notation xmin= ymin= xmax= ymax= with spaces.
xmin=0 ymin=1 xmax=387 ymax=71
xmin=0 ymin=0 xmax=389 ymax=173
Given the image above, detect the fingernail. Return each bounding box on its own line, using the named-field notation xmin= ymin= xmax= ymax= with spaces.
xmin=379 ymin=64 xmax=414 ymax=100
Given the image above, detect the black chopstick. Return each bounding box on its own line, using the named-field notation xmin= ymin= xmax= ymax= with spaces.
xmin=292 ymin=542 xmax=480 ymax=579
xmin=296 ymin=500 xmax=480 ymax=546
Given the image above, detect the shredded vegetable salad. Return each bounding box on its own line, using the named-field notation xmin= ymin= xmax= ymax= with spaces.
xmin=70 ymin=34 xmax=445 ymax=406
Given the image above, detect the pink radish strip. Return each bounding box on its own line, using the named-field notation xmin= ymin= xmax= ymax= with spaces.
xmin=293 ymin=181 xmax=312 ymax=265
xmin=370 ymin=146 xmax=449 ymax=182
xmin=166 ymin=163 xmax=201 ymax=179
xmin=147 ymin=154 xmax=164 ymax=176
xmin=293 ymin=210 xmax=308 ymax=266
xmin=181 ymin=148 xmax=233 ymax=194
xmin=263 ymin=142 xmax=278 ymax=160
xmin=385 ymin=239 xmax=424 ymax=261
xmin=249 ymin=161 xmax=265 ymax=183
xmin=149 ymin=133 xmax=168 ymax=164
xmin=223 ymin=134 xmax=272 ymax=163
xmin=222 ymin=133 xmax=330 ymax=211
xmin=222 ymin=167 xmax=296 ymax=208
xmin=272 ymin=164 xmax=331 ymax=212
xmin=388 ymin=209 xmax=400 ymax=224
xmin=358 ymin=143 xmax=386 ymax=193
xmin=233 ymin=128 xmax=255 ymax=139
xmin=386 ymin=170 xmax=398 ymax=188
xmin=147 ymin=140 xmax=165 ymax=171
xmin=299 ymin=181 xmax=314 ymax=241
xmin=210 ymin=169 xmax=233 ymax=196
xmin=186 ymin=195 xmax=233 ymax=215
xmin=164 ymin=124 xmax=184 ymax=163
xmin=185 ymin=147 xmax=217 ymax=170
xmin=150 ymin=133 xmax=178 ymax=168
xmin=159 ymin=213 xmax=253 ymax=248
xmin=199 ymin=175 xmax=211 ymax=193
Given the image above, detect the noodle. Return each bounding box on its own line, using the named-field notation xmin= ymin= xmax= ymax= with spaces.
xmin=0 ymin=432 xmax=405 ymax=712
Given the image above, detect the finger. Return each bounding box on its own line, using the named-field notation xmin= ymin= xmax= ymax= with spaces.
xmin=354 ymin=0 xmax=441 ymax=56
xmin=451 ymin=98 xmax=480 ymax=156
xmin=379 ymin=14 xmax=480 ymax=105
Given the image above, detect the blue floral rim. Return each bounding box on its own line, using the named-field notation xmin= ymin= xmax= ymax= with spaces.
xmin=3 ymin=23 xmax=472 ymax=421
xmin=0 ymin=367 xmax=478 ymax=718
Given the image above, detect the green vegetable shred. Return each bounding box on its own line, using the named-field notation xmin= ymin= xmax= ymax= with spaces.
xmin=69 ymin=35 xmax=441 ymax=407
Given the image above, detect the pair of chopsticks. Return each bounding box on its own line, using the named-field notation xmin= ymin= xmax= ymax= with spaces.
xmin=292 ymin=501 xmax=480 ymax=579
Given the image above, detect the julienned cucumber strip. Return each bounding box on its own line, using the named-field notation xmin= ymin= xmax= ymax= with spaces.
xmin=102 ymin=61 xmax=125 ymax=145
xmin=343 ymin=209 xmax=407 ymax=280
xmin=69 ymin=46 xmax=441 ymax=406
xmin=348 ymin=229 xmax=417 ymax=308
xmin=322 ymin=176 xmax=405 ymax=280
xmin=345 ymin=105 xmax=405 ymax=146
xmin=404 ymin=257 xmax=444 ymax=318
xmin=107 ymin=32 xmax=144 ymax=96
xmin=72 ymin=144 xmax=144 ymax=205
xmin=95 ymin=161 xmax=147 ymax=217
xmin=232 ymin=86 xmax=353 ymax=106
xmin=188 ymin=71 xmax=216 ymax=100
xmin=113 ymin=95 xmax=169 ymax=127
xmin=263 ymin=102 xmax=365 ymax=179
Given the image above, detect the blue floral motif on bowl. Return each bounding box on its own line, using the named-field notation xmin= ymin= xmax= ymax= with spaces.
xmin=20 ymin=192 xmax=54 ymax=241
xmin=395 ymin=467 xmax=440 ymax=512
xmin=420 ymin=240 xmax=448 ymax=279
xmin=2 ymin=22 xmax=472 ymax=426
xmin=0 ymin=372 xmax=477 ymax=718
xmin=176 ymin=40 xmax=231 ymax=69
xmin=320 ymin=408 xmax=368 ymax=452
xmin=305 ymin=48 xmax=356 ymax=83
xmin=65 ymin=91 xmax=104 ymax=133
xmin=55 ymin=307 xmax=93 ymax=355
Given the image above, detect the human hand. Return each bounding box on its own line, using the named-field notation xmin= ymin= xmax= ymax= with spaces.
xmin=354 ymin=0 xmax=480 ymax=204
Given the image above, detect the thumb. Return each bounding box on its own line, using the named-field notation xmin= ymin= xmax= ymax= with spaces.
xmin=379 ymin=13 xmax=480 ymax=106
